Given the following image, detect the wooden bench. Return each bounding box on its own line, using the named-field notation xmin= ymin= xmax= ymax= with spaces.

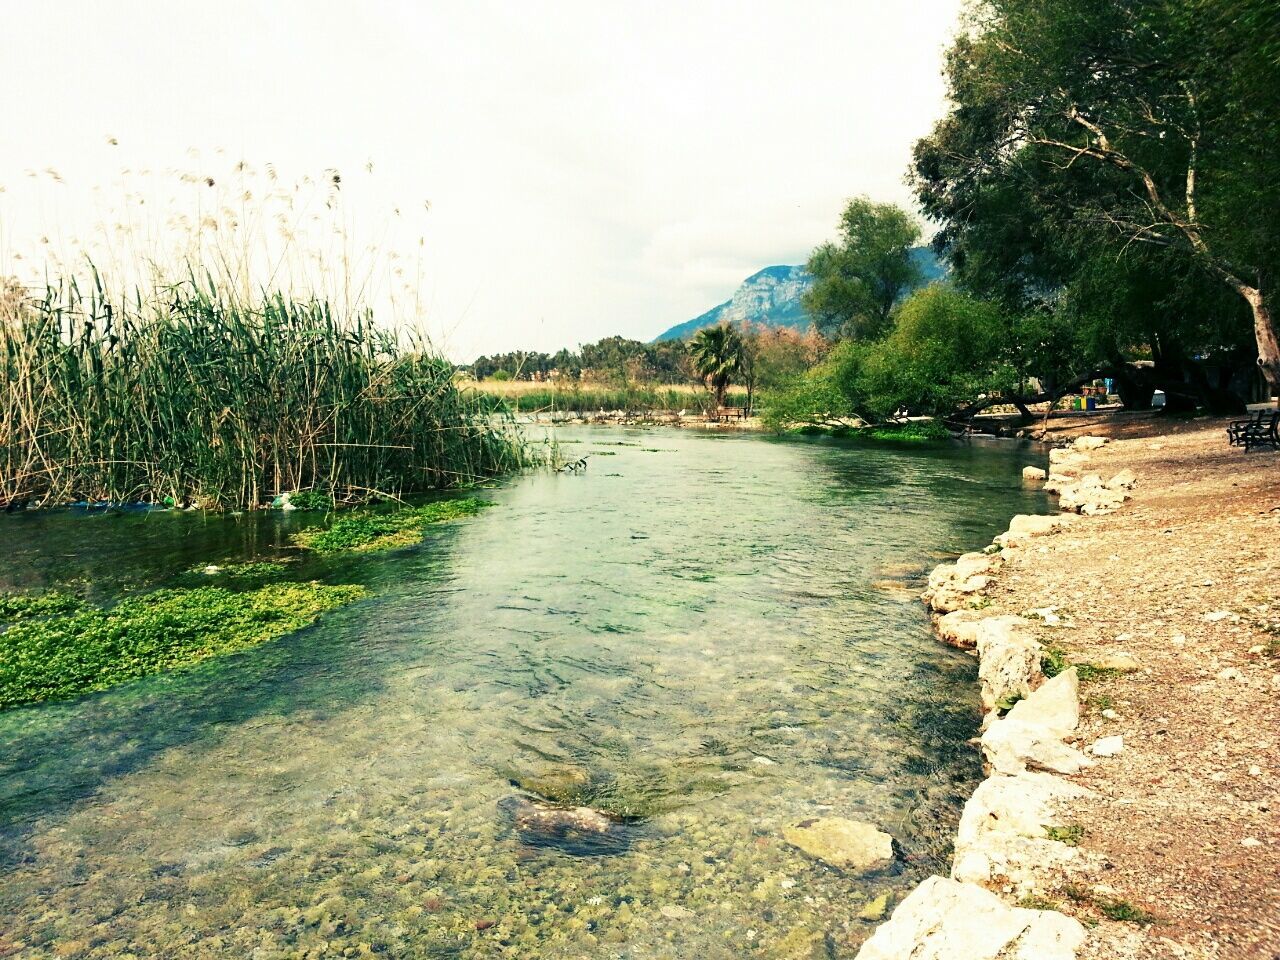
xmin=711 ymin=406 xmax=749 ymax=423
xmin=1229 ymin=410 xmax=1280 ymax=452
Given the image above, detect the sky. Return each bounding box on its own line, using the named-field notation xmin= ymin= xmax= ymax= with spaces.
xmin=0 ymin=1 xmax=962 ymax=360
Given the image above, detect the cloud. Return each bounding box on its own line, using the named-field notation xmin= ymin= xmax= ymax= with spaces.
xmin=0 ymin=0 xmax=961 ymax=359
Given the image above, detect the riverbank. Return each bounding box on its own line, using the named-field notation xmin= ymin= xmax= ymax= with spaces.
xmin=861 ymin=412 xmax=1279 ymax=958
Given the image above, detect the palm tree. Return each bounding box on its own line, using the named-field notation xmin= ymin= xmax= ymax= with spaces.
xmin=690 ymin=324 xmax=745 ymax=409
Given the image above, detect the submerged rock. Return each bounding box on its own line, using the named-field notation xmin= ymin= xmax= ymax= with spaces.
xmin=855 ymin=875 xmax=1085 ymax=959
xmin=858 ymin=891 xmax=893 ymax=921
xmin=506 ymin=797 xmax=614 ymax=836
xmin=782 ymin=817 xmax=895 ymax=872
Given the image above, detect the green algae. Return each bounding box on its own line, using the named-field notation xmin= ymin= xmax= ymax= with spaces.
xmin=0 ymin=583 xmax=366 ymax=709
xmin=292 ymin=497 xmax=492 ymax=554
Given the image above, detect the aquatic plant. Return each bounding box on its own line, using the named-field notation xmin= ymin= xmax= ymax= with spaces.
xmin=865 ymin=420 xmax=950 ymax=443
xmin=0 ymin=274 xmax=528 ymax=511
xmin=292 ymin=496 xmax=491 ymax=553
xmin=0 ymin=590 xmax=84 ymax=622
xmin=0 ymin=582 xmax=366 ymax=709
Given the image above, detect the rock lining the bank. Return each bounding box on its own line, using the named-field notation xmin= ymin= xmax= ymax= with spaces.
xmin=855 ymin=436 xmax=1121 ymax=959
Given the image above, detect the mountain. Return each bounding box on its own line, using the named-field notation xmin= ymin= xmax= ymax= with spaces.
xmin=652 ymin=247 xmax=945 ymax=342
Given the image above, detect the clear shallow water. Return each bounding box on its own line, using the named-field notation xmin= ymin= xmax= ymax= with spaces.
xmin=0 ymin=428 xmax=1044 ymax=959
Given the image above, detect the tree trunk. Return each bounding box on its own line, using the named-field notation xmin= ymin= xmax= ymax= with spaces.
xmin=1239 ymin=284 xmax=1280 ymax=402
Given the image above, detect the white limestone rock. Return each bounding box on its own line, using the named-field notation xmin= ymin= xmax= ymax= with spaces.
xmin=1090 ymin=735 xmax=1124 ymax=757
xmin=1022 ymin=466 xmax=1047 ymax=482
xmin=1105 ymin=468 xmax=1137 ymax=490
xmin=980 ymin=669 xmax=1090 ymax=775
xmin=921 ymin=553 xmax=999 ymax=613
xmin=935 ymin=609 xmax=993 ymax=650
xmin=1049 ymin=447 xmax=1088 ymax=466
xmin=982 ymin=718 xmax=1092 ymax=776
xmin=1006 ymin=668 xmax=1080 ymax=738
xmin=855 ymin=875 xmax=1085 ymax=960
xmin=975 ymin=618 xmax=1042 ymax=711
xmin=952 ymin=771 xmax=1094 ymax=892
xmin=995 ymin=514 xmax=1076 ymax=547
xmin=1073 ymin=435 xmax=1109 ymax=452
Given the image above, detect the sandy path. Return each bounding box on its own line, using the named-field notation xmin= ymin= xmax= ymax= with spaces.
xmin=988 ymin=412 xmax=1280 ymax=958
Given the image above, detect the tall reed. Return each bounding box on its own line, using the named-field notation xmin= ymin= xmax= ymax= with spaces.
xmin=0 ymin=272 xmax=526 ymax=510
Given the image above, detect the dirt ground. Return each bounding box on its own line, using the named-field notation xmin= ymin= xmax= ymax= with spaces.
xmin=985 ymin=411 xmax=1279 ymax=958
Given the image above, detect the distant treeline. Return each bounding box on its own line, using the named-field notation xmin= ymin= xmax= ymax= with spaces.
xmin=466 ymin=336 xmax=690 ymax=383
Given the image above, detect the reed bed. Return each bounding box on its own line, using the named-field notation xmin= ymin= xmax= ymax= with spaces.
xmin=0 ymin=273 xmax=527 ymax=510
xmin=466 ymin=380 xmax=748 ymax=415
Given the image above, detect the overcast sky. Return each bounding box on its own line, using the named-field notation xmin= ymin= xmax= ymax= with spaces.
xmin=0 ymin=1 xmax=961 ymax=360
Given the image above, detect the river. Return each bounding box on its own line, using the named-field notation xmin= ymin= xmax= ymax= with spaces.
xmin=0 ymin=427 xmax=1045 ymax=959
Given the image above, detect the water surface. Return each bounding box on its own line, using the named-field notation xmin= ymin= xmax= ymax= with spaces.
xmin=0 ymin=428 xmax=1044 ymax=958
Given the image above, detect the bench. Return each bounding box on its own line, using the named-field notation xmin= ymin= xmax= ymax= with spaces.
xmin=711 ymin=406 xmax=749 ymax=423
xmin=1229 ymin=410 xmax=1280 ymax=452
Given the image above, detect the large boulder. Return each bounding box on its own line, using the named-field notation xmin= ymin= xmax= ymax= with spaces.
xmin=782 ymin=817 xmax=895 ymax=871
xmin=935 ymin=609 xmax=993 ymax=650
xmin=952 ymin=772 xmax=1094 ymax=892
xmin=921 ymin=553 xmax=999 ymax=613
xmin=1048 ymin=447 xmax=1088 ymax=467
xmin=1056 ymin=481 xmax=1129 ymax=515
xmin=975 ymin=618 xmax=1042 ymax=711
xmin=1005 ymin=668 xmax=1080 ymax=737
xmin=1022 ymin=465 xmax=1047 ymax=482
xmin=1073 ymin=435 xmax=1109 ymax=452
xmin=1105 ymin=468 xmax=1137 ymax=490
xmin=995 ymin=514 xmax=1076 ymax=547
xmin=981 ymin=670 xmax=1090 ymax=776
xmin=855 ymin=875 xmax=1085 ymax=960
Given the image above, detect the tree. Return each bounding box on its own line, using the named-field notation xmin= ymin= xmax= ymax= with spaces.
xmin=803 ymin=198 xmax=923 ymax=340
xmin=762 ymin=287 xmax=1015 ymax=428
xmin=690 ymin=324 xmax=745 ymax=408
xmin=913 ymin=0 xmax=1280 ymax=398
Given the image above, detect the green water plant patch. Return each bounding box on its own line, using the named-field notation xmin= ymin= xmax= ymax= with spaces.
xmin=865 ymin=421 xmax=950 ymax=443
xmin=293 ymin=497 xmax=491 ymax=554
xmin=0 ymin=591 xmax=85 ymax=622
xmin=0 ymin=583 xmax=365 ymax=709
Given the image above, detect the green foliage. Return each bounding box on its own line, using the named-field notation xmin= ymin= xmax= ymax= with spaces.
xmin=689 ymin=325 xmax=746 ymax=407
xmin=284 ymin=491 xmax=334 ymax=511
xmin=858 ymin=286 xmax=1016 ymax=419
xmin=0 ymin=591 xmax=85 ymax=622
xmin=293 ymin=497 xmax=491 ymax=554
xmin=1042 ymin=646 xmax=1121 ymax=682
xmin=803 ymin=198 xmax=923 ymax=341
xmin=865 ymin=421 xmax=950 ymax=443
xmin=763 ymin=286 xmax=1015 ymax=427
xmin=181 ymin=559 xmax=293 ymax=590
xmin=469 ymin=336 xmax=691 ymax=386
xmin=1063 ymin=885 xmax=1157 ymax=925
xmin=0 ymin=583 xmax=365 ymax=709
xmin=0 ymin=275 xmax=527 ymax=511
xmin=912 ymin=0 xmax=1280 ymax=400
xmin=1045 ymin=824 xmax=1085 ymax=846
xmin=1041 ymin=647 xmax=1070 ymax=678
